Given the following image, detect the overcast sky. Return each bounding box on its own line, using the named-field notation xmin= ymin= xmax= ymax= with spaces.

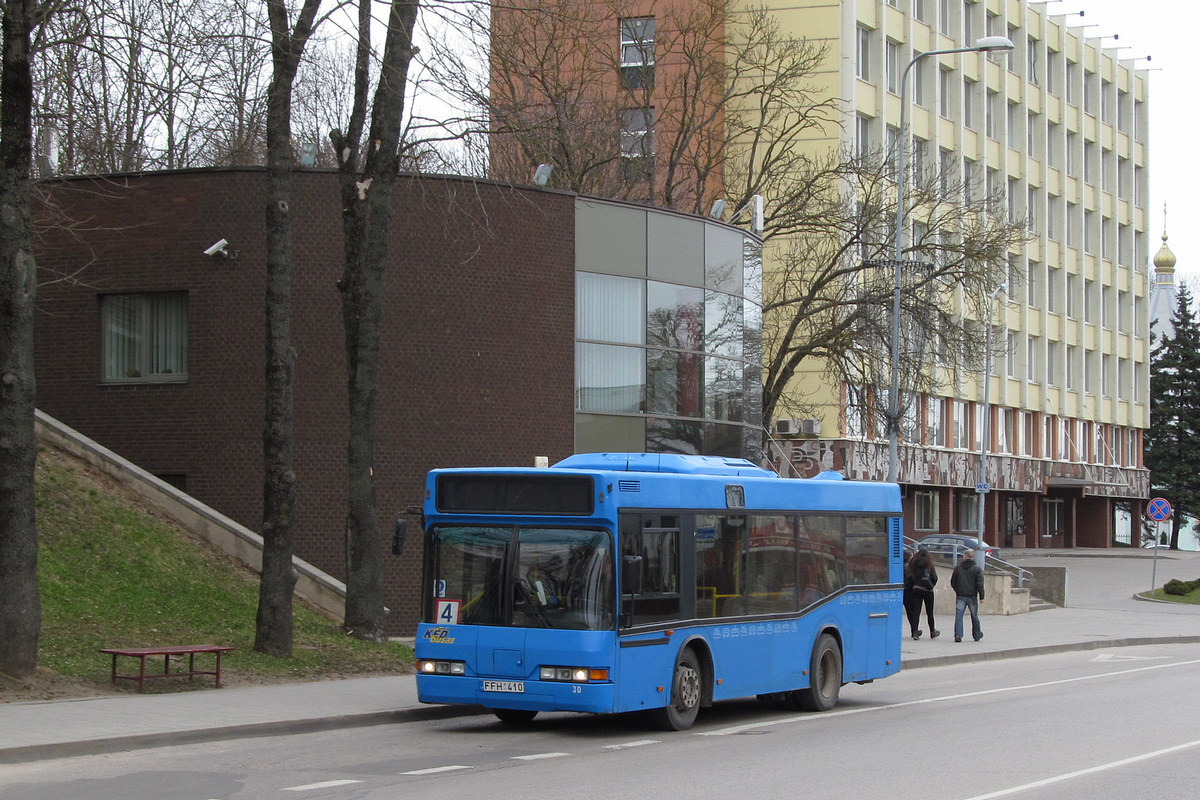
xmin=1064 ymin=0 xmax=1198 ymax=284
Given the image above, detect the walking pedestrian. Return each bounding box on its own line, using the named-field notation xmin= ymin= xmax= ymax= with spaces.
xmin=902 ymin=549 xmax=914 ymax=631
xmin=950 ymin=548 xmax=985 ymax=642
xmin=904 ymin=548 xmax=939 ymax=640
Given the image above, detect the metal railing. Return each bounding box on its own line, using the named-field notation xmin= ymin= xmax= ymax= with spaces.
xmin=904 ymin=536 xmax=1033 ymax=589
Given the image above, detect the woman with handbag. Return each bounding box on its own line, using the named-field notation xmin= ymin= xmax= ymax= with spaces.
xmin=904 ymin=548 xmax=940 ymax=640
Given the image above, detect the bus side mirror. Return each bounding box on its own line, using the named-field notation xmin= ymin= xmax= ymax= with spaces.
xmin=392 ymin=517 xmax=407 ymax=556
xmin=621 ymin=555 xmax=643 ymax=595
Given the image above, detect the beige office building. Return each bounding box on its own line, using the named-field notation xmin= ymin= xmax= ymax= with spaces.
xmin=767 ymin=0 xmax=1151 ymax=549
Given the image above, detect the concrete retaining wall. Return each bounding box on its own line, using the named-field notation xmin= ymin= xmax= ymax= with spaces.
xmin=1024 ymin=565 xmax=1068 ymax=607
xmin=930 ymin=573 xmax=1029 ymax=616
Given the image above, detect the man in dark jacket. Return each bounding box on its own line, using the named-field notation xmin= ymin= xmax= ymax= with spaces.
xmin=950 ymin=549 xmax=985 ymax=642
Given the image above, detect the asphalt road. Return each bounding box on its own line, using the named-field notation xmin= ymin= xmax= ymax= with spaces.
xmin=3 ymin=640 xmax=1199 ymax=800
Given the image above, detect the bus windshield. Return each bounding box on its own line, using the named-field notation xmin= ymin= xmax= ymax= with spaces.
xmin=428 ymin=525 xmax=615 ymax=631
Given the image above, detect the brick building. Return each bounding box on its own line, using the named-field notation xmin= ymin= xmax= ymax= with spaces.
xmin=32 ymin=167 xmax=763 ymax=633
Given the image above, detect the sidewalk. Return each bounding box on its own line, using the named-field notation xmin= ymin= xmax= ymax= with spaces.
xmin=3 ymin=549 xmax=1198 ymax=763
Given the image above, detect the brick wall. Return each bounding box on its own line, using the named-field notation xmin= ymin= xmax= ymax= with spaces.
xmin=34 ymin=168 xmax=577 ymax=634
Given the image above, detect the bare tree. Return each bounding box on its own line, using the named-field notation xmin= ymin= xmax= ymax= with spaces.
xmin=31 ymin=0 xmax=275 ymax=173
xmin=0 ymin=0 xmax=45 ymax=678
xmin=428 ymin=0 xmax=1028 ymax=436
xmin=762 ymin=145 xmax=1030 ymax=430
xmin=332 ymin=0 xmax=420 ymax=641
xmin=256 ymin=0 xmax=323 ymax=659
xmin=427 ymin=0 xmax=835 ymax=219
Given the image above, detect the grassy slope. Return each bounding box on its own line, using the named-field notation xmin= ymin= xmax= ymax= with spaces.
xmin=1 ymin=444 xmax=412 ymax=700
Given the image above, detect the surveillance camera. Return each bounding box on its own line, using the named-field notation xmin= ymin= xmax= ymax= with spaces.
xmin=204 ymin=239 xmax=228 ymax=257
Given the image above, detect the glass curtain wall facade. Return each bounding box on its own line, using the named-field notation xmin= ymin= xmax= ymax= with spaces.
xmin=574 ymin=198 xmax=763 ymax=460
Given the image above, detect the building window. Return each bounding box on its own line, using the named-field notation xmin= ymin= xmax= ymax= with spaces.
xmin=963 ymin=78 xmax=975 ymax=129
xmin=855 ymin=114 xmax=872 ymax=156
xmin=914 ymin=58 xmax=928 ymax=107
xmin=927 ymin=396 xmax=945 ymax=446
xmin=620 ymin=107 xmax=654 ymax=159
xmin=1043 ymin=121 xmax=1057 ymax=168
xmin=957 ymin=491 xmax=979 ymax=533
xmin=997 ymin=408 xmax=1015 ymax=454
xmin=886 ymin=39 xmax=900 ymax=94
xmin=915 ymin=490 xmax=939 ymax=532
xmin=856 ymin=25 xmax=872 ymax=81
xmin=619 ymin=17 xmax=655 ymax=89
xmin=952 ymin=400 xmax=968 ymax=449
xmin=1042 ymin=498 xmax=1063 ymax=538
xmin=939 ymin=67 xmax=952 ymax=117
xmin=101 ymin=292 xmax=188 ymax=382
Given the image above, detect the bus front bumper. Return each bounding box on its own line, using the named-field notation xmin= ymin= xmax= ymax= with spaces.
xmin=417 ymin=674 xmax=617 ymax=714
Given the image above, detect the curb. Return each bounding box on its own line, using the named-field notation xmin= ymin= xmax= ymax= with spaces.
xmin=899 ymin=634 xmax=1200 ymax=670
xmin=0 ymin=705 xmax=479 ymax=765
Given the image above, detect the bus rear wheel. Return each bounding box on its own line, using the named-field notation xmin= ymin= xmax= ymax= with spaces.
xmin=791 ymin=632 xmax=842 ymax=712
xmin=494 ymin=708 xmax=538 ymax=724
xmin=652 ymin=647 xmax=702 ymax=731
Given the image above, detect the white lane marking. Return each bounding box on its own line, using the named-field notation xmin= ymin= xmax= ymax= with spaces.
xmin=701 ymin=657 xmax=1200 ymax=736
xmin=283 ymin=779 xmax=363 ymax=791
xmin=1090 ymin=653 xmax=1167 ymax=662
xmin=401 ymin=765 xmax=473 ymax=775
xmin=512 ymin=752 xmax=570 ymax=761
xmin=604 ymin=739 xmax=660 ymax=750
xmin=958 ymin=738 xmax=1200 ymax=799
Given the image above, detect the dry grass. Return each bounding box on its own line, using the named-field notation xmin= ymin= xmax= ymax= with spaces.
xmin=1 ymin=444 xmax=413 ymax=702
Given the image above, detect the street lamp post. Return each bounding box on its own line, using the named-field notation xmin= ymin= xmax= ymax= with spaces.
xmin=976 ymin=283 xmax=1008 ymax=570
xmin=888 ymin=36 xmax=1014 ymax=485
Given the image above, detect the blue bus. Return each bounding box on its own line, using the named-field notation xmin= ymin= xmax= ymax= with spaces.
xmin=414 ymin=452 xmax=903 ymax=730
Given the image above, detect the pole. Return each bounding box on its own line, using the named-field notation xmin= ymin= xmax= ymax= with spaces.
xmin=887 ymin=39 xmax=1012 ymax=485
xmin=976 ymin=283 xmax=1007 ymax=570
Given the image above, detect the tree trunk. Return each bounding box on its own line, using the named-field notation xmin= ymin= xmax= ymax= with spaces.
xmin=256 ymin=0 xmax=322 ymax=658
xmin=338 ymin=0 xmax=419 ymax=641
xmin=0 ymin=0 xmax=42 ymax=678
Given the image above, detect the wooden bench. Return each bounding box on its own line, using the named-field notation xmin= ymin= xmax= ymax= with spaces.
xmin=99 ymin=645 xmax=235 ymax=693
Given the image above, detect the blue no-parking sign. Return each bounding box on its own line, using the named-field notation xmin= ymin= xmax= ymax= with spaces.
xmin=1147 ymin=497 xmax=1173 ymax=522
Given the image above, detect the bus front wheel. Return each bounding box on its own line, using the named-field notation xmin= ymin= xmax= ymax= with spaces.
xmin=494 ymin=708 xmax=538 ymax=724
xmin=652 ymin=647 xmax=702 ymax=731
xmin=791 ymin=632 xmax=842 ymax=712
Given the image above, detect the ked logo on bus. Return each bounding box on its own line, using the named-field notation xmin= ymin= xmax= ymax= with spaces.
xmin=424 ymin=627 xmax=455 ymax=644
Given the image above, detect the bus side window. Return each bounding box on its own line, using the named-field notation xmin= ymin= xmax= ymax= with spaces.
xmin=619 ymin=514 xmax=682 ymax=626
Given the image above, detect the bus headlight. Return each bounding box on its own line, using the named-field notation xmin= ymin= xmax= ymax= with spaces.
xmin=539 ymin=665 xmax=609 ymax=683
xmin=418 ymin=659 xmax=465 ymax=675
